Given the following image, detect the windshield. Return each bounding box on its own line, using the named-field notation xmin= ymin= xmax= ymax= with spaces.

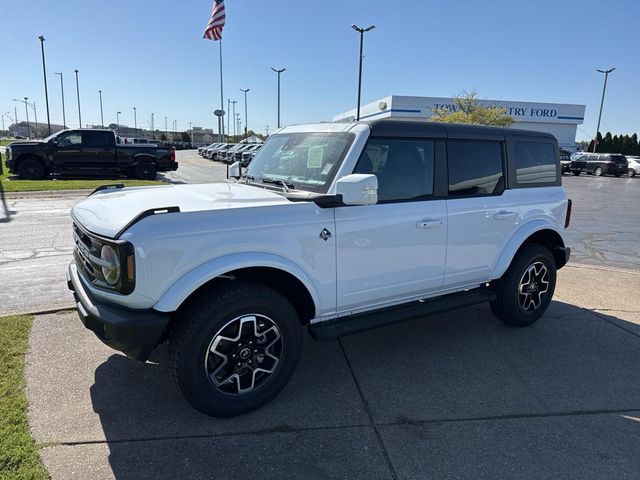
xmin=43 ymin=130 xmax=65 ymax=142
xmin=243 ymin=132 xmax=354 ymax=193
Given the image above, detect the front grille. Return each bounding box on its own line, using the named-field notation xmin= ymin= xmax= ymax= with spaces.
xmin=73 ymin=222 xmax=106 ymax=285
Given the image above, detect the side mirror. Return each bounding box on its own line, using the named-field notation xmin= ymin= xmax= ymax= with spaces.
xmin=228 ymin=161 xmax=241 ymax=179
xmin=49 ymin=138 xmax=58 ymax=145
xmin=335 ymin=174 xmax=378 ymax=206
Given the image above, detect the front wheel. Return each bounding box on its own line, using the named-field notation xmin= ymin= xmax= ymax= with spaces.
xmin=169 ymin=282 xmax=302 ymax=417
xmin=594 ymin=166 xmax=603 ymax=176
xmin=18 ymin=158 xmax=47 ymax=180
xmin=490 ymin=244 xmax=557 ymax=327
xmin=572 ymin=171 xmax=581 ymax=176
xmin=629 ymin=169 xmax=636 ymax=177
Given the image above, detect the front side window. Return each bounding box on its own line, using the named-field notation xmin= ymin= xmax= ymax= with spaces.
xmin=245 ymin=132 xmax=354 ymax=193
xmin=447 ymin=141 xmax=503 ymax=196
xmin=515 ymin=142 xmax=558 ymax=184
xmin=57 ymin=131 xmax=82 ymax=147
xmin=354 ymin=138 xmax=434 ymax=202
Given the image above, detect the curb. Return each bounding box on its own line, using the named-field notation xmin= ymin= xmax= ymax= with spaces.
xmin=4 ymin=189 xmax=92 ymax=200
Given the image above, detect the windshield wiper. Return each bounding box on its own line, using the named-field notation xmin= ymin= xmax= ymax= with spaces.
xmin=242 ymin=174 xmax=256 ymax=184
xmin=262 ymin=177 xmax=294 ymax=192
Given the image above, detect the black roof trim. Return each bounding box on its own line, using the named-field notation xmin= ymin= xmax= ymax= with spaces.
xmin=365 ymin=119 xmax=555 ymax=141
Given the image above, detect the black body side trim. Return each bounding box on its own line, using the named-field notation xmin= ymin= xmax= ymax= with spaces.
xmin=67 ymin=262 xmax=169 ymax=362
xmin=308 ymin=288 xmax=496 ymax=341
xmin=114 ymin=206 xmax=180 ymax=239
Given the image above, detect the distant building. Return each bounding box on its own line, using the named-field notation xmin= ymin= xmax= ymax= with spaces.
xmin=8 ymin=121 xmax=65 ymax=139
xmin=334 ymin=95 xmax=586 ymax=151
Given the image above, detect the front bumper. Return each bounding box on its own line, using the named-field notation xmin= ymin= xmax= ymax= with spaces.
xmin=67 ymin=262 xmax=169 ymax=362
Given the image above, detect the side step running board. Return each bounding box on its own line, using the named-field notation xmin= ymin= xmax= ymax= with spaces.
xmin=308 ymin=288 xmax=496 ymax=341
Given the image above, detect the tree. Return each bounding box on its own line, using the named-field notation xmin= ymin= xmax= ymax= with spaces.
xmin=160 ymin=133 xmax=167 ymax=141
xmin=181 ymin=131 xmax=191 ymax=142
xmin=430 ymin=91 xmax=514 ymax=127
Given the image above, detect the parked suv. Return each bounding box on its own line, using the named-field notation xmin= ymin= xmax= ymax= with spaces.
xmin=570 ymin=153 xmax=628 ymax=177
xmin=67 ymin=120 xmax=571 ymax=417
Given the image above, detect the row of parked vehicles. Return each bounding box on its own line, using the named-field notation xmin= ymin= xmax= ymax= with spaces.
xmin=198 ymin=142 xmax=262 ymax=167
xmin=559 ymin=150 xmax=640 ymax=177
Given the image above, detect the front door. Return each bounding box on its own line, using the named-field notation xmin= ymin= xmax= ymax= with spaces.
xmin=335 ymin=137 xmax=447 ymax=315
xmin=51 ymin=130 xmax=83 ymax=172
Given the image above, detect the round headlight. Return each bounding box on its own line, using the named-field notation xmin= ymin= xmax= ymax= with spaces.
xmin=100 ymin=245 xmax=121 ymax=286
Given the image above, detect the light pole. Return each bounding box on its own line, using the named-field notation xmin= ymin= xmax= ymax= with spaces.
xmin=189 ymin=122 xmax=192 ymax=142
xmin=98 ymin=90 xmax=104 ymax=127
xmin=271 ymin=67 xmax=285 ymax=129
xmin=265 ymin=125 xmax=269 ymax=136
xmin=231 ymin=100 xmax=237 ymax=137
xmin=133 ymin=107 xmax=137 ymax=131
xmin=227 ymin=98 xmax=231 ymax=139
xmin=55 ymin=73 xmax=66 ymax=128
xmin=15 ymin=98 xmax=38 ymax=137
xmin=74 ymin=69 xmax=81 ymax=128
xmin=151 ymin=113 xmax=155 ymax=139
xmin=351 ymin=24 xmax=375 ymax=121
xmin=116 ymin=111 xmax=121 ymax=132
xmin=164 ymin=116 xmax=168 ymax=138
xmin=22 ymin=98 xmax=30 ymax=138
xmin=240 ymin=88 xmax=250 ymax=139
xmin=593 ymin=68 xmax=616 ymax=153
xmin=38 ymin=35 xmax=51 ymax=135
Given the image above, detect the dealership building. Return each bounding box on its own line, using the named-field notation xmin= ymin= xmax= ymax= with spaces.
xmin=334 ymin=95 xmax=586 ymax=151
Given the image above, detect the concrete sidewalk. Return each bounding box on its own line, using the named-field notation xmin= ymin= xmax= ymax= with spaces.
xmin=26 ymin=265 xmax=640 ymax=479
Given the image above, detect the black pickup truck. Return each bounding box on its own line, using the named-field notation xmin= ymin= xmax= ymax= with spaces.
xmin=5 ymin=129 xmax=178 ymax=180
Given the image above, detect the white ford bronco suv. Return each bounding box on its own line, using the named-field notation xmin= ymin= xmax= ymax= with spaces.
xmin=67 ymin=120 xmax=571 ymax=417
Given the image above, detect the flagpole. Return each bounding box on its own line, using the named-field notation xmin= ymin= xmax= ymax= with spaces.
xmin=219 ymin=39 xmax=225 ymax=142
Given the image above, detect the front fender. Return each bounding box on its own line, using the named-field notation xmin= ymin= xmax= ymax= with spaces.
xmin=491 ymin=220 xmax=564 ymax=280
xmin=153 ymin=252 xmax=320 ymax=313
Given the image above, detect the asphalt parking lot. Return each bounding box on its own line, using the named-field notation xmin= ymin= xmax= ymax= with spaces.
xmin=1 ymin=152 xmax=639 ymax=478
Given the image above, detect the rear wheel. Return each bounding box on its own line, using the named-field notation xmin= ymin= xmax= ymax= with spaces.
xmin=490 ymin=244 xmax=556 ymax=327
xmin=18 ymin=158 xmax=47 ymax=180
xmin=572 ymin=171 xmax=580 ymax=176
xmin=169 ymin=282 xmax=302 ymax=417
xmin=132 ymin=163 xmax=157 ymax=180
xmin=594 ymin=166 xmax=603 ymax=176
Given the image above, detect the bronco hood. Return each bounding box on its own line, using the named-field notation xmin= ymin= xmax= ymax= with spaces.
xmin=71 ymin=182 xmax=290 ymax=238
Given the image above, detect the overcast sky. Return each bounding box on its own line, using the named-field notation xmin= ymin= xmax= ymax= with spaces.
xmin=2 ymin=0 xmax=638 ymax=139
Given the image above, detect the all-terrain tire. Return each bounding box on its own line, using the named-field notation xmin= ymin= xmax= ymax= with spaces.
xmin=168 ymin=281 xmax=302 ymax=417
xmin=18 ymin=158 xmax=47 ymax=180
xmin=490 ymin=244 xmax=557 ymax=327
xmin=132 ymin=163 xmax=157 ymax=180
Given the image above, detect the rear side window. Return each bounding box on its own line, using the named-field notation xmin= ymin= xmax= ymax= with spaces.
xmin=515 ymin=142 xmax=557 ymax=184
xmin=447 ymin=141 xmax=503 ymax=197
xmin=83 ymin=131 xmax=113 ymax=148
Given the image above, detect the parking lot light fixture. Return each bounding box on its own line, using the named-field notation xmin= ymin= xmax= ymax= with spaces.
xmin=55 ymin=73 xmax=66 ymax=128
xmin=593 ymin=68 xmax=616 ymax=153
xmin=271 ymin=68 xmax=285 ymax=129
xmin=39 ymin=35 xmax=51 ymax=135
xmin=240 ymin=88 xmax=250 ymax=139
xmin=351 ymin=24 xmax=375 ymax=121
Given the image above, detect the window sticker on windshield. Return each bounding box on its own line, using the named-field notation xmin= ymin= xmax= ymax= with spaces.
xmin=307 ymin=146 xmax=324 ymax=168
xmin=321 ymin=163 xmax=333 ymax=175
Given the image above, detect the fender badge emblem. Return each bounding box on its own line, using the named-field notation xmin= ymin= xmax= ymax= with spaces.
xmin=319 ymin=228 xmax=332 ymax=241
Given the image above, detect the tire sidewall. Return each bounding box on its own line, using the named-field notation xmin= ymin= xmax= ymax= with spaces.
xmin=18 ymin=158 xmax=46 ymax=180
xmin=174 ymin=286 xmax=302 ymax=416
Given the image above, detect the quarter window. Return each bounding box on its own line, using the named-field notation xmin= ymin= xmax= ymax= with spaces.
xmin=515 ymin=142 xmax=558 ymax=184
xmin=354 ymin=138 xmax=435 ymax=202
xmin=447 ymin=141 xmax=504 ymax=196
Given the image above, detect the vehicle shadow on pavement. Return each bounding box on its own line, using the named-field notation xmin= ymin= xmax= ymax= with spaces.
xmin=88 ymin=300 xmax=640 ymax=480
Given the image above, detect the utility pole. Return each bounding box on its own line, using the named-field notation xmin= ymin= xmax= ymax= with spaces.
xmin=351 ymin=24 xmax=375 ymax=121
xmin=240 ymin=88 xmax=250 ymax=139
xmin=55 ymin=73 xmax=66 ymax=128
xmin=74 ymin=69 xmax=82 ymax=128
xmin=23 ymin=98 xmax=30 ymax=138
xmin=39 ymin=35 xmax=51 ymax=135
xmin=99 ymin=90 xmax=104 ymax=127
xmin=593 ymin=68 xmax=616 ymax=153
xmin=271 ymin=67 xmax=285 ymax=128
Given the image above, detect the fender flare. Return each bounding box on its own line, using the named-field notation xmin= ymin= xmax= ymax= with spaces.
xmin=491 ymin=220 xmax=565 ymax=279
xmin=131 ymin=153 xmax=156 ymax=166
xmin=153 ymin=252 xmax=320 ymax=313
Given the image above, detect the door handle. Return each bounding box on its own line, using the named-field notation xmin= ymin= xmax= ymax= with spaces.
xmin=416 ymin=219 xmax=443 ymax=229
xmin=494 ymin=211 xmax=517 ymax=220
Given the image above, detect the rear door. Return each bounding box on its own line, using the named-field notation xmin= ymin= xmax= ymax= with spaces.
xmin=81 ymin=131 xmax=117 ymax=172
xmin=443 ymin=138 xmax=518 ymax=289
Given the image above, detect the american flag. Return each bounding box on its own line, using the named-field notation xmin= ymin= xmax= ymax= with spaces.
xmin=203 ymin=0 xmax=225 ymax=41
